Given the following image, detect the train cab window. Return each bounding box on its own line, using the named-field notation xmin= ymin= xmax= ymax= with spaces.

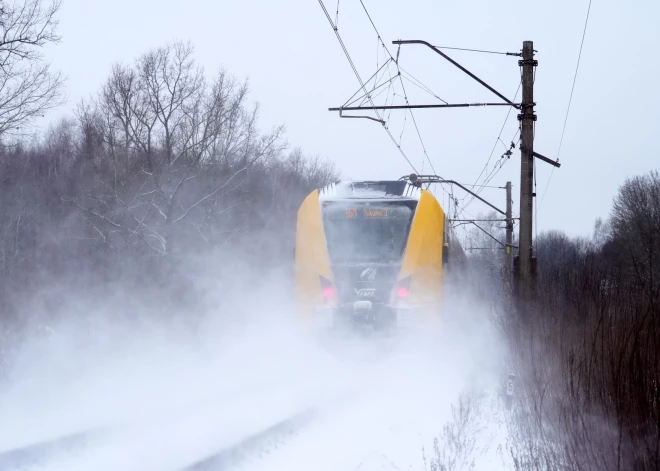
xmin=321 ymin=201 xmax=416 ymax=265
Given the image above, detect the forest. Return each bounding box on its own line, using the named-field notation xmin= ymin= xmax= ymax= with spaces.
xmin=0 ymin=37 xmax=338 ymax=329
xmin=513 ymin=170 xmax=660 ymax=470
xmin=465 ymin=171 xmax=660 ymax=470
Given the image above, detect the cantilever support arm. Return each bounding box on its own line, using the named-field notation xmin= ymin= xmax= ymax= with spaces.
xmin=446 ymin=180 xmax=506 ymax=215
xmin=392 ymin=39 xmax=518 ymax=108
xmin=401 ymin=174 xmax=506 ymax=216
xmin=329 ymin=103 xmax=520 ymax=111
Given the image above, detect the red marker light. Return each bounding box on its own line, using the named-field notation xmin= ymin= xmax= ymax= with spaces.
xmin=397 ymin=287 xmax=409 ymax=298
xmin=323 ymin=286 xmax=334 ymax=298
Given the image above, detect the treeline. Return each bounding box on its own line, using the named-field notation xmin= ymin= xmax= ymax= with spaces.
xmin=0 ymin=41 xmax=338 ymax=323
xmin=503 ymin=170 xmax=660 ymax=470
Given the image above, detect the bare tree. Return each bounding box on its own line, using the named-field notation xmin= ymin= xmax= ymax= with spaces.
xmin=0 ymin=0 xmax=65 ymax=138
xmin=0 ymin=37 xmax=339 ymax=337
xmin=610 ymin=170 xmax=660 ymax=302
xmin=503 ymin=177 xmax=660 ymax=471
xmin=72 ymin=41 xmax=286 ymax=257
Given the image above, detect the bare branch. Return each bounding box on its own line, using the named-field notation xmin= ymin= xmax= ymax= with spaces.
xmin=0 ymin=0 xmax=65 ymax=138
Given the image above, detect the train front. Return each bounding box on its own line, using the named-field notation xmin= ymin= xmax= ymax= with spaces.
xmin=295 ymin=180 xmax=445 ymax=334
xmin=318 ymin=196 xmax=417 ymax=332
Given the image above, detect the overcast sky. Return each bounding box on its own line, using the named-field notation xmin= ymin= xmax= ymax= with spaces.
xmin=40 ymin=0 xmax=659 ymax=238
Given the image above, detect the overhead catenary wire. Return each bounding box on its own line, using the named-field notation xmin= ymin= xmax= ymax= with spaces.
xmin=450 ymin=134 xmax=519 ymax=231
xmin=455 ymin=183 xmax=506 ymax=189
xmin=480 ymin=131 xmax=521 ymax=189
xmin=397 ymin=65 xmax=448 ymax=104
xmin=456 ymin=63 xmax=525 ymax=219
xmin=397 ymin=76 xmax=436 ymax=174
xmin=463 ymin=81 xmax=522 ymax=203
xmin=436 ymin=62 xmax=521 ymax=241
xmin=456 ymin=124 xmax=520 ymax=220
xmin=344 ymin=70 xmax=398 ymax=107
xmin=356 ymin=0 xmax=450 ymax=196
xmin=342 ymin=58 xmax=393 ymax=107
xmin=317 ymin=0 xmax=420 ymax=173
xmin=359 ymin=2 xmax=433 ymax=168
xmin=539 ymin=0 xmax=592 ymax=210
xmin=323 ymin=0 xmax=514 ymax=251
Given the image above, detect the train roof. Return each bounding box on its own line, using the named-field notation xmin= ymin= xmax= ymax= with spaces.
xmin=318 ymin=180 xmax=423 ymax=201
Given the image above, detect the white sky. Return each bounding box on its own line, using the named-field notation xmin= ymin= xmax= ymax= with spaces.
xmin=40 ymin=0 xmax=660 ymax=238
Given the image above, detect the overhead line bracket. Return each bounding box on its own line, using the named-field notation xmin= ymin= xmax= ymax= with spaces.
xmin=520 ymin=146 xmax=561 ymax=168
xmin=392 ymin=39 xmax=519 ymax=109
xmin=400 ymin=174 xmax=506 ymax=216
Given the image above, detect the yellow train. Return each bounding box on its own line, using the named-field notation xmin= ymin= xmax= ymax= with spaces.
xmin=294 ymin=176 xmax=465 ymax=333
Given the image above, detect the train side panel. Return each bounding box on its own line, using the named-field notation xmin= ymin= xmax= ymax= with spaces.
xmin=294 ymin=190 xmax=332 ymax=321
xmin=398 ymin=189 xmax=445 ymax=318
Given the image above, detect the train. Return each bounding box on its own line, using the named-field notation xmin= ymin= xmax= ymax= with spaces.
xmin=294 ymin=174 xmax=467 ymax=334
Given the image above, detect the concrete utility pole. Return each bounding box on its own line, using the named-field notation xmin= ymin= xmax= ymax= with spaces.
xmin=515 ymin=41 xmax=537 ymax=294
xmin=505 ymin=181 xmax=513 ymax=276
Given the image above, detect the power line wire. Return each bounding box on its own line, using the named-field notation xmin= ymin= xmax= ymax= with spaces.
xmin=457 ymin=64 xmax=525 ymax=216
xmin=325 ymin=0 xmax=512 ymax=211
xmin=342 ymin=58 xmax=393 ymax=107
xmin=480 ymin=131 xmax=520 ymax=189
xmin=455 ymin=183 xmax=505 ymax=189
xmin=445 ymin=79 xmax=522 ymax=224
xmin=459 ymin=121 xmax=520 ymax=216
xmin=451 ymin=126 xmax=519 ymax=223
xmin=398 ymin=74 xmax=436 ymax=173
xmin=539 ymin=0 xmax=592 ymax=210
xmin=358 ymin=0 xmax=461 ymax=201
xmin=447 ymin=71 xmax=521 ymax=224
xmin=357 ymin=0 xmax=443 ymax=183
xmin=463 ymin=81 xmax=522 ymax=204
xmin=317 ymin=0 xmax=420 ymax=173
xmin=399 ymin=69 xmax=448 ymax=104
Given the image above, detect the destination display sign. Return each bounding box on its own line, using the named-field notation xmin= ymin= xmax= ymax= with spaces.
xmin=345 ymin=207 xmax=390 ymax=219
xmin=322 ymin=201 xmax=415 ymax=223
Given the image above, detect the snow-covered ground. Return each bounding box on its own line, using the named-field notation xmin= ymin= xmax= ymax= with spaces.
xmin=0 ymin=294 xmax=513 ymax=471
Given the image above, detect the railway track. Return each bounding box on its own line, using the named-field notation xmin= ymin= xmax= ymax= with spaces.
xmin=0 ymin=428 xmax=102 ymax=471
xmin=180 ymin=386 xmax=359 ymax=471
xmin=0 ymin=409 xmax=314 ymax=471
xmin=0 ymin=385 xmax=356 ymax=471
xmin=182 ymin=405 xmax=319 ymax=471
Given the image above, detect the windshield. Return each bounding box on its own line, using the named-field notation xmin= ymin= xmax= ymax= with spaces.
xmin=321 ymin=200 xmax=416 ymax=264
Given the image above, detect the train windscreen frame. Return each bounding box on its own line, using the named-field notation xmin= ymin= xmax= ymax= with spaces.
xmin=321 ymin=200 xmax=417 ymax=265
